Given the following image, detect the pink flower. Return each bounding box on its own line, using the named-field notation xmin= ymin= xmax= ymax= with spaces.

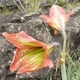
xmin=2 ymin=31 xmax=54 ymax=74
xmin=40 ymin=5 xmax=73 ymax=35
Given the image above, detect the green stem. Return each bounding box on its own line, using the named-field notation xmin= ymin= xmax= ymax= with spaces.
xmin=14 ymin=74 xmax=18 ymax=80
xmin=61 ymin=31 xmax=67 ymax=80
xmin=61 ymin=60 xmax=67 ymax=80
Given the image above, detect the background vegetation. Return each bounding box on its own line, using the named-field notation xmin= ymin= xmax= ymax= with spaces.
xmin=0 ymin=0 xmax=80 ymax=16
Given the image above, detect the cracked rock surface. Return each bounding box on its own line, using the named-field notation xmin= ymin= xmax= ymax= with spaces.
xmin=0 ymin=6 xmax=80 ymax=80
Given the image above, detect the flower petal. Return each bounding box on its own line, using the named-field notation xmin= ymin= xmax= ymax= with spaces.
xmin=54 ymin=30 xmax=60 ymax=35
xmin=10 ymin=47 xmax=44 ymax=73
xmin=17 ymin=59 xmax=43 ymax=74
xmin=17 ymin=49 xmax=45 ymax=74
xmin=15 ymin=31 xmax=48 ymax=52
xmin=40 ymin=15 xmax=60 ymax=32
xmin=43 ymin=58 xmax=53 ymax=68
xmin=2 ymin=32 xmax=26 ymax=49
xmin=50 ymin=5 xmax=66 ymax=19
xmin=16 ymin=31 xmax=35 ymax=43
xmin=50 ymin=5 xmax=66 ymax=31
xmin=17 ymin=56 xmax=53 ymax=74
xmin=10 ymin=49 xmax=23 ymax=72
xmin=66 ymin=11 xmax=74 ymax=21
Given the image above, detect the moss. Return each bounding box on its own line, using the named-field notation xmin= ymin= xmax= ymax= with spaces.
xmin=23 ymin=0 xmax=42 ymax=13
xmin=65 ymin=3 xmax=80 ymax=10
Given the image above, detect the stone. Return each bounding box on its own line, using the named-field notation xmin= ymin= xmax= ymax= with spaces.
xmin=0 ymin=6 xmax=80 ymax=80
xmin=66 ymin=7 xmax=80 ymax=60
xmin=39 ymin=0 xmax=51 ymax=14
xmin=0 ymin=12 xmax=59 ymax=80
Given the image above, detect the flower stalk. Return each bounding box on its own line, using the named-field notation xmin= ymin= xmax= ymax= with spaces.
xmin=61 ymin=31 xmax=67 ymax=80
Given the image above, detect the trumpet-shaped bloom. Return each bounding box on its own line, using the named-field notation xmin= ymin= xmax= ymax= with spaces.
xmin=2 ymin=31 xmax=54 ymax=74
xmin=40 ymin=5 xmax=73 ymax=34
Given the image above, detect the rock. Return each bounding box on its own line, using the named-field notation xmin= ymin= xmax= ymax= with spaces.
xmin=0 ymin=6 xmax=80 ymax=80
xmin=66 ymin=7 xmax=80 ymax=60
xmin=39 ymin=0 xmax=52 ymax=14
xmin=0 ymin=12 xmax=60 ymax=80
xmin=72 ymin=6 xmax=80 ymax=16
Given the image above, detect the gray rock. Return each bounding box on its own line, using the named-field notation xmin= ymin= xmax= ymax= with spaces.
xmin=66 ymin=7 xmax=80 ymax=60
xmin=0 ymin=6 xmax=80 ymax=80
xmin=39 ymin=0 xmax=52 ymax=14
xmin=0 ymin=12 xmax=60 ymax=80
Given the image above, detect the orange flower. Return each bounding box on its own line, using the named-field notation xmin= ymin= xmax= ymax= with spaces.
xmin=40 ymin=5 xmax=73 ymax=35
xmin=2 ymin=31 xmax=54 ymax=74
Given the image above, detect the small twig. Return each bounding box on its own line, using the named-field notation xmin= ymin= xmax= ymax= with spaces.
xmin=13 ymin=0 xmax=24 ymax=13
xmin=18 ymin=0 xmax=26 ymax=11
